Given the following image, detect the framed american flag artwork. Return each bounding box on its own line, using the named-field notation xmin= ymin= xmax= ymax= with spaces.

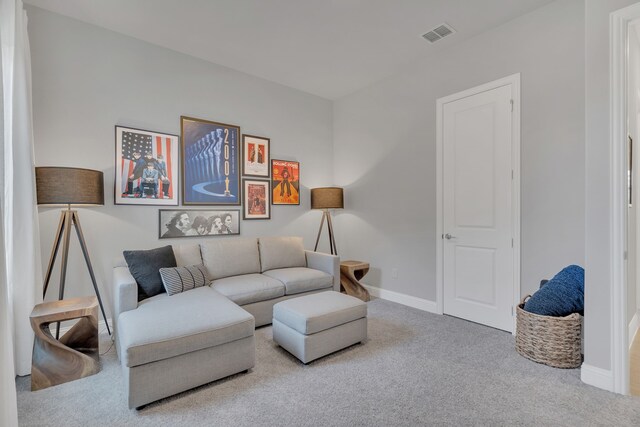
xmin=115 ymin=126 xmax=179 ymax=206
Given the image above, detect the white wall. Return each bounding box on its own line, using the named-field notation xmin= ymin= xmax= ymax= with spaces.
xmin=26 ymin=6 xmax=334 ymax=317
xmin=333 ymin=0 xmax=585 ymax=303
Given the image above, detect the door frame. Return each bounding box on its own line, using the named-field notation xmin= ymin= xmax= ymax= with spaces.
xmin=435 ymin=73 xmax=521 ymax=334
xmin=608 ymin=3 xmax=640 ymax=396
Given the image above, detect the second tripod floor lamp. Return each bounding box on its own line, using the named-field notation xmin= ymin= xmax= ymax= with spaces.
xmin=311 ymin=187 xmax=343 ymax=256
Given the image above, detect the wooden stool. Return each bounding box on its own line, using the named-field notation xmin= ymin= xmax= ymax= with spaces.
xmin=340 ymin=260 xmax=371 ymax=302
xmin=30 ymin=296 xmax=100 ymax=391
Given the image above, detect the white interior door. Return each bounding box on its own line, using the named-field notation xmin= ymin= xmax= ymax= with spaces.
xmin=442 ymin=83 xmax=514 ymax=332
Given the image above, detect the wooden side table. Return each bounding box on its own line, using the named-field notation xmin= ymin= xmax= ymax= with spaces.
xmin=340 ymin=260 xmax=371 ymax=302
xmin=30 ymin=296 xmax=100 ymax=391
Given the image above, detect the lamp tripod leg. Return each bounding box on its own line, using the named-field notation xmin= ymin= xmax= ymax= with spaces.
xmin=55 ymin=209 xmax=73 ymax=339
xmin=72 ymin=212 xmax=111 ymax=336
xmin=326 ymin=211 xmax=337 ymax=256
xmin=43 ymin=211 xmax=66 ymax=298
xmin=314 ymin=211 xmax=327 ymax=252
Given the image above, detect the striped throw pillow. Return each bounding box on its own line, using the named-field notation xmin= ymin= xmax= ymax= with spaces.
xmin=159 ymin=264 xmax=209 ymax=296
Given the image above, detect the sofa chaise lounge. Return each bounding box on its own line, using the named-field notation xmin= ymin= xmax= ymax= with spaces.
xmin=112 ymin=236 xmax=339 ymax=408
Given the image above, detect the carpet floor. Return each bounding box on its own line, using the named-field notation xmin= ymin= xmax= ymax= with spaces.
xmin=16 ymin=298 xmax=640 ymax=426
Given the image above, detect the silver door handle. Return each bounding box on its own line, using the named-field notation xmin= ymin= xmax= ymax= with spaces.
xmin=444 ymin=233 xmax=456 ymax=240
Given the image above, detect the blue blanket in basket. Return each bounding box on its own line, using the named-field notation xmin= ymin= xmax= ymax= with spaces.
xmin=524 ymin=265 xmax=584 ymax=317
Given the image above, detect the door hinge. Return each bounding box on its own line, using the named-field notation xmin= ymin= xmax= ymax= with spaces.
xmin=510 ymin=99 xmax=514 ymax=112
xmin=511 ymin=306 xmax=514 ymax=316
xmin=511 ymin=238 xmax=514 ymax=248
xmin=511 ymin=170 xmax=514 ymax=180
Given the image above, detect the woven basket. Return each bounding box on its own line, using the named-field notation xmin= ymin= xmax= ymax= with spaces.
xmin=515 ymin=295 xmax=583 ymax=368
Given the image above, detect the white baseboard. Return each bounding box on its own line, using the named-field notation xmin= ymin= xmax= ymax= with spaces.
xmin=629 ymin=311 xmax=640 ymax=349
xmin=363 ymin=284 xmax=440 ymax=314
xmin=580 ymin=363 xmax=614 ymax=392
xmin=51 ymin=318 xmax=113 ymax=337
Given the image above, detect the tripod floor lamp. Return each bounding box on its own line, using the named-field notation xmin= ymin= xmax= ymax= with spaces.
xmin=36 ymin=167 xmax=111 ymax=338
xmin=311 ymin=187 xmax=344 ymax=256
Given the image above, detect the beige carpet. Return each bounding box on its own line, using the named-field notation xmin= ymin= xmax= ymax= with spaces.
xmin=16 ymin=298 xmax=640 ymax=426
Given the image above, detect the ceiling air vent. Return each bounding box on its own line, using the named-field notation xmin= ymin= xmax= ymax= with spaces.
xmin=422 ymin=23 xmax=455 ymax=43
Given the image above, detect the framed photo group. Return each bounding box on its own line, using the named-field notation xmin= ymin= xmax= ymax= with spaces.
xmin=115 ymin=116 xmax=301 ymax=237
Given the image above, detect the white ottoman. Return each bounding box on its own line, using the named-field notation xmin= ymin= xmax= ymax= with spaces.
xmin=272 ymin=291 xmax=367 ymax=363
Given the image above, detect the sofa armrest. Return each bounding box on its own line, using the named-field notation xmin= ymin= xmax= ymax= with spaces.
xmin=305 ymin=250 xmax=340 ymax=292
xmin=113 ymin=266 xmax=138 ymax=330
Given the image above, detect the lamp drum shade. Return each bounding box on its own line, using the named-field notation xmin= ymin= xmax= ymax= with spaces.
xmin=35 ymin=167 xmax=104 ymax=206
xmin=311 ymin=187 xmax=344 ymax=209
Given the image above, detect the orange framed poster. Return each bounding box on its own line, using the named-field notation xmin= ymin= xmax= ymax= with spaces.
xmin=271 ymin=159 xmax=299 ymax=205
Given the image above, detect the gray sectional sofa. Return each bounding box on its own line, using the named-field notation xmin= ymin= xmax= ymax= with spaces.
xmin=112 ymin=236 xmax=339 ymax=408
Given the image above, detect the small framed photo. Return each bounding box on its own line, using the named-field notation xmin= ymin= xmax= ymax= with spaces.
xmin=242 ymin=134 xmax=270 ymax=177
xmin=181 ymin=116 xmax=241 ymax=205
xmin=159 ymin=209 xmax=240 ymax=238
xmin=115 ymin=126 xmax=179 ymax=206
xmin=243 ymin=179 xmax=270 ymax=220
xmin=271 ymin=160 xmax=300 ymax=205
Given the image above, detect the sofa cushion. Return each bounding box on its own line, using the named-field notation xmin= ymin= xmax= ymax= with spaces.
xmin=211 ymin=273 xmax=285 ymax=305
xmin=123 ymin=245 xmax=177 ymax=301
xmin=159 ymin=264 xmax=209 ymax=296
xmin=172 ymin=243 xmax=202 ymax=267
xmin=273 ymin=291 xmax=367 ymax=334
xmin=258 ymin=237 xmax=306 ymax=272
xmin=263 ymin=267 xmax=333 ymax=295
xmin=201 ymin=238 xmax=261 ymax=280
xmin=118 ymin=287 xmax=254 ymax=368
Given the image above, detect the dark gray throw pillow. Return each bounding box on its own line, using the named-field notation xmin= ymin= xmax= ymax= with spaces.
xmin=123 ymin=245 xmax=177 ymax=301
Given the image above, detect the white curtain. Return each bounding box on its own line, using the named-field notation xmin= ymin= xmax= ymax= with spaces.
xmin=1 ymin=0 xmax=42 ymax=424
xmin=0 ymin=214 xmax=18 ymax=426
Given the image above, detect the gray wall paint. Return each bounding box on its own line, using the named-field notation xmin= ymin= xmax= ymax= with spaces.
xmin=333 ymin=0 xmax=585 ymax=303
xmin=584 ymin=0 xmax=639 ymax=371
xmin=27 ymin=6 xmax=334 ymax=317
